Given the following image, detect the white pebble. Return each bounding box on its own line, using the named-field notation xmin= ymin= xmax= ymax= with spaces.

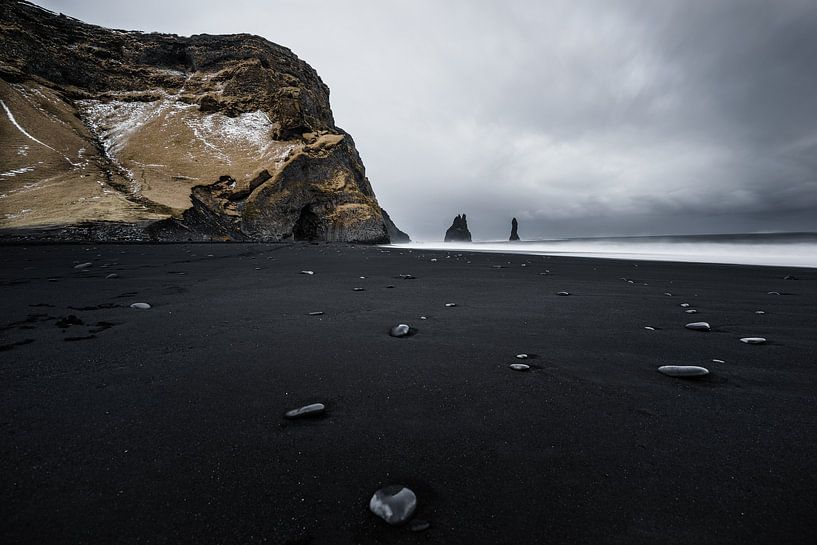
xmin=740 ymin=337 xmax=766 ymax=344
xmin=658 ymin=365 xmax=709 ymax=377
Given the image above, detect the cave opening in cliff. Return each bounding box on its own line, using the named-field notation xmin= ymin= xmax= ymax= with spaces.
xmin=293 ymin=205 xmax=321 ymax=241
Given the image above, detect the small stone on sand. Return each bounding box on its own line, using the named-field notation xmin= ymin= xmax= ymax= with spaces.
xmin=685 ymin=321 xmax=710 ymax=331
xmin=516 ymin=354 xmax=528 ymax=359
xmin=300 ymin=270 xmax=314 ymax=275
xmin=680 ymin=303 xmax=690 ymax=308
xmin=658 ymin=365 xmax=709 ymax=377
xmin=389 ymin=324 xmax=411 ymax=337
xmin=755 ymin=310 xmax=766 ymax=315
xmin=767 ymin=291 xmax=781 ymax=295
xmin=685 ymin=309 xmax=698 ymax=314
xmin=308 ymin=311 xmax=324 ymax=316
xmin=130 ymin=303 xmax=151 ymax=310
xmin=664 ymin=292 xmax=673 ymax=296
xmin=510 ymin=363 xmax=530 ymax=371
xmin=105 ymin=273 xmax=118 ymax=279
xmin=369 ymin=485 xmax=417 ymax=525
xmin=444 ymin=302 xmax=457 ymax=307
xmin=712 ymin=359 xmax=725 ymax=363
xmin=644 ymin=326 xmax=656 ymax=331
xmin=284 ymin=403 xmax=325 ymax=419
xmin=353 ymin=287 xmax=365 ymax=291
xmin=557 ymin=291 xmax=570 ymax=296
xmin=74 ymin=262 xmax=92 ymax=269
xmin=740 ymin=337 xmax=767 ymax=344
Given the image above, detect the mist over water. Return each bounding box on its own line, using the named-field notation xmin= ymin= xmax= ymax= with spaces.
xmin=389 ymin=233 xmax=817 ymax=268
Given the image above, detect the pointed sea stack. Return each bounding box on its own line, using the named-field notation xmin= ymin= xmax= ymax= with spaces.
xmin=509 ymin=217 xmax=520 ymax=241
xmin=444 ymin=214 xmax=472 ymax=242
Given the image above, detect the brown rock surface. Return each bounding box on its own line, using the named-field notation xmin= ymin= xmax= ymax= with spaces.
xmin=0 ymin=0 xmax=396 ymax=242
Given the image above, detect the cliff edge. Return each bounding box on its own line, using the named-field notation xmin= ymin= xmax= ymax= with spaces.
xmin=0 ymin=0 xmax=404 ymax=242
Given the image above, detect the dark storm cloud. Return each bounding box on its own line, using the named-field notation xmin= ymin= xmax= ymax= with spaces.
xmin=32 ymin=0 xmax=817 ymax=239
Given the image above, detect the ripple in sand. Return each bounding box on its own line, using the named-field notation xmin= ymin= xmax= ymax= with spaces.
xmin=740 ymin=337 xmax=766 ymax=344
xmin=389 ymin=324 xmax=411 ymax=337
xmin=370 ymin=485 xmax=417 ymax=525
xmin=510 ymin=363 xmax=530 ymax=371
xmin=685 ymin=321 xmax=710 ymax=331
xmin=284 ymin=403 xmax=325 ymax=418
xmin=73 ymin=262 xmax=92 ymax=269
xmin=658 ymin=365 xmax=709 ymax=377
xmin=130 ymin=303 xmax=151 ymax=310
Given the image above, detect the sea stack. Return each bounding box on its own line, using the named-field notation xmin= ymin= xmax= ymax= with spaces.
xmin=509 ymin=217 xmax=520 ymax=241
xmin=444 ymin=214 xmax=472 ymax=242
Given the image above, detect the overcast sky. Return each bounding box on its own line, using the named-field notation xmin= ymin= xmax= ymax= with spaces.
xmin=33 ymin=0 xmax=817 ymax=240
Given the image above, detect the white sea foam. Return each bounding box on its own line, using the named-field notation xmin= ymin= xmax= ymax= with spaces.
xmin=388 ymin=234 xmax=817 ymax=268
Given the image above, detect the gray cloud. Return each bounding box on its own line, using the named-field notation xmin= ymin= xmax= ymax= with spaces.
xmin=33 ymin=0 xmax=817 ymax=239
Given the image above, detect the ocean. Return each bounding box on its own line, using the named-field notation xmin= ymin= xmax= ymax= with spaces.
xmin=388 ymin=232 xmax=817 ymax=268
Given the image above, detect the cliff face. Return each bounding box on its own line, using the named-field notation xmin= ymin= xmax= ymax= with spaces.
xmin=0 ymin=0 xmax=399 ymax=242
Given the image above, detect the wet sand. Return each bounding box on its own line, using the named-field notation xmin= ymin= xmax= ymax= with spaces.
xmin=1 ymin=243 xmax=816 ymax=544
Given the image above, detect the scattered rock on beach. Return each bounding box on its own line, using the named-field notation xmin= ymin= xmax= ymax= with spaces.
xmin=556 ymin=291 xmax=570 ymax=296
xmin=767 ymin=291 xmax=781 ymax=295
xmin=409 ymin=519 xmax=431 ymax=532
xmin=389 ymin=324 xmax=411 ymax=337
xmin=712 ymin=359 xmax=725 ymax=363
xmin=685 ymin=321 xmax=710 ymax=331
xmin=516 ymin=354 xmax=528 ymax=359
xmin=510 ymin=363 xmax=530 ymax=371
xmin=369 ymin=485 xmax=417 ymax=525
xmin=284 ymin=403 xmax=326 ymax=419
xmin=685 ymin=309 xmax=698 ymax=314
xmin=300 ymin=270 xmax=314 ymax=275
xmin=755 ymin=310 xmax=766 ymax=315
xmin=444 ymin=302 xmax=457 ymax=307
xmin=130 ymin=302 xmax=151 ymax=310
xmin=680 ymin=303 xmax=690 ymax=308
xmin=664 ymin=292 xmax=673 ymax=296
xmin=658 ymin=365 xmax=710 ymax=377
xmin=308 ymin=311 xmax=324 ymax=316
xmin=73 ymin=262 xmax=92 ymax=269
xmin=740 ymin=337 xmax=767 ymax=344
xmin=353 ymin=287 xmax=365 ymax=291
xmin=644 ymin=326 xmax=656 ymax=331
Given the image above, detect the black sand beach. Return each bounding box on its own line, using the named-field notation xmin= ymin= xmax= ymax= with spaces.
xmin=1 ymin=243 xmax=816 ymax=544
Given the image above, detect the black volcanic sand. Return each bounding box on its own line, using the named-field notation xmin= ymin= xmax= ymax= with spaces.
xmin=1 ymin=243 xmax=816 ymax=544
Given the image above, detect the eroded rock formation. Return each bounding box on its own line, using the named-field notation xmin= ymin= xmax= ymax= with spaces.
xmin=444 ymin=214 xmax=472 ymax=242
xmin=0 ymin=0 xmax=404 ymax=242
xmin=509 ymin=217 xmax=520 ymax=241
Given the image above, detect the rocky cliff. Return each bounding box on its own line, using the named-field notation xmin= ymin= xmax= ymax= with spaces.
xmin=0 ymin=0 xmax=405 ymax=242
